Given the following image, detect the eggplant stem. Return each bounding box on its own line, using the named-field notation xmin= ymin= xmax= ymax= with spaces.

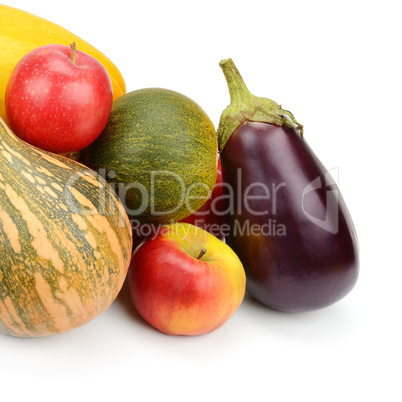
xmin=219 ymin=59 xmax=253 ymax=105
xmin=217 ymin=58 xmax=303 ymax=152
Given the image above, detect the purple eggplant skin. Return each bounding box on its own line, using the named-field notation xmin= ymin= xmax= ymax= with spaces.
xmin=221 ymin=120 xmax=359 ymax=312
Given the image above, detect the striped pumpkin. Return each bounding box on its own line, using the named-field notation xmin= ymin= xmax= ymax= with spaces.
xmin=0 ymin=118 xmax=132 ymax=337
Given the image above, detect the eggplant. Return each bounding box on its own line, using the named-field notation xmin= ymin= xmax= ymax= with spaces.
xmin=218 ymin=59 xmax=359 ymax=312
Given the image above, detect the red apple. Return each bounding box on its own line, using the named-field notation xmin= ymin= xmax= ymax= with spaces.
xmin=5 ymin=43 xmax=113 ymax=153
xmin=128 ymin=222 xmax=246 ymax=336
xmin=180 ymin=156 xmax=228 ymax=240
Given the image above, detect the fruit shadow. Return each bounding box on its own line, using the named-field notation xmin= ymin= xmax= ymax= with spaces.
xmin=114 ymin=277 xmax=151 ymax=331
xmin=114 ymin=275 xmax=236 ymax=355
xmin=241 ymin=291 xmax=358 ymax=341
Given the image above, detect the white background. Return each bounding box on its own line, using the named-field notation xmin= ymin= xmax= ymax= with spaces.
xmin=1 ymin=1 xmax=401 ymax=401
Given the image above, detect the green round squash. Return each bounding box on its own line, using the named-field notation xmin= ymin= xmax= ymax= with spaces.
xmin=80 ymin=88 xmax=218 ymax=224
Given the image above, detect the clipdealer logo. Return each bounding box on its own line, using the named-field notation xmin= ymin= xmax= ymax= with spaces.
xmin=302 ymin=167 xmax=339 ymax=234
xmin=62 ymin=166 xmax=341 ymax=236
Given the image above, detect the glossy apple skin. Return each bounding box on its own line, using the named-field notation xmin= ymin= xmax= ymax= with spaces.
xmin=128 ymin=223 xmax=246 ymax=335
xmin=5 ymin=44 xmax=113 ymax=153
xmin=221 ymin=121 xmax=359 ymax=312
xmin=180 ymin=157 xmax=228 ymax=240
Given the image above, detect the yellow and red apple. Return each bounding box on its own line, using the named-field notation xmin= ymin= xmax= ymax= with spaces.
xmin=128 ymin=222 xmax=246 ymax=336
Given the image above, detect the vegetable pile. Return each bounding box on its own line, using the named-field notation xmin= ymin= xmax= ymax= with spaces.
xmin=0 ymin=5 xmax=359 ymax=338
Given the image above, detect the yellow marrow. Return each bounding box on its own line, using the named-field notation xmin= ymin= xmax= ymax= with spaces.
xmin=0 ymin=5 xmax=126 ymax=123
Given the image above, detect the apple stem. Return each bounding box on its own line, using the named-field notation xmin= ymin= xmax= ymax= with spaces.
xmin=197 ymin=248 xmax=207 ymax=260
xmin=70 ymin=42 xmax=77 ymax=64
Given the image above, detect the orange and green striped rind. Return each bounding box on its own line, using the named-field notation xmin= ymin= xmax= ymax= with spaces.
xmin=0 ymin=118 xmax=132 ymax=337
